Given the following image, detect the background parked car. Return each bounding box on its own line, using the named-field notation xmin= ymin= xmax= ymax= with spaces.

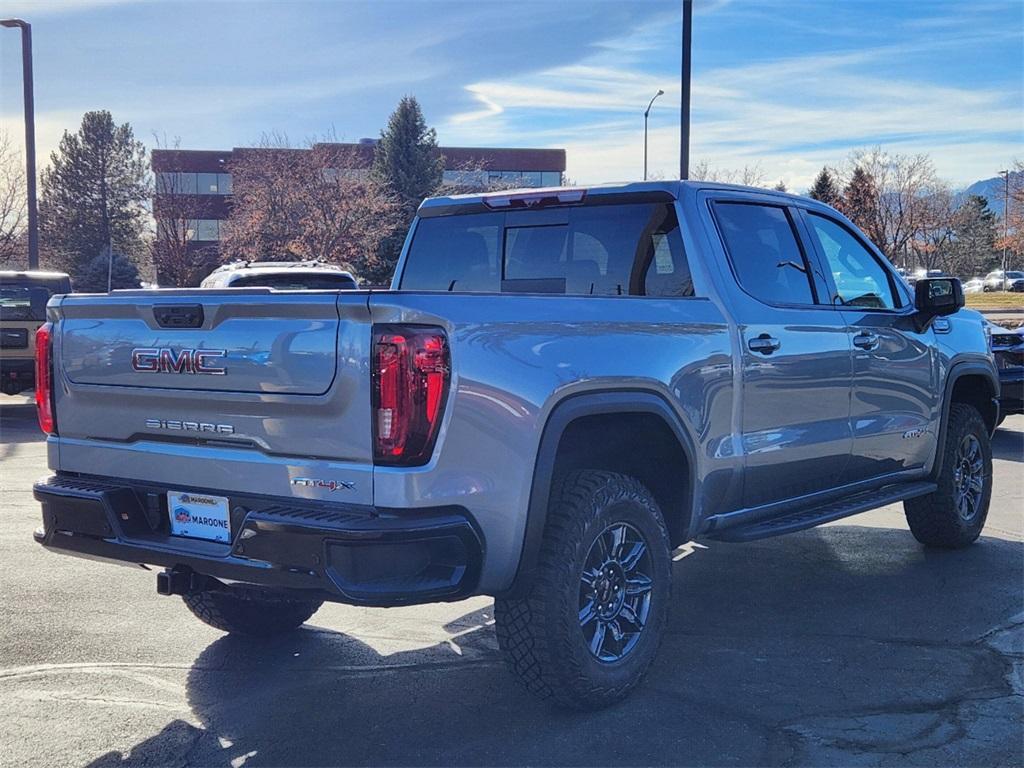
xmin=983 ymin=270 xmax=1024 ymax=292
xmin=200 ymin=260 xmax=358 ymax=290
xmin=0 ymin=271 xmax=73 ymax=395
xmin=986 ymin=320 xmax=1024 ymax=426
xmin=962 ymin=277 xmax=985 ymax=293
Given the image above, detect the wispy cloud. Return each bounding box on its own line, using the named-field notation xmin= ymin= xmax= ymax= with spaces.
xmin=0 ymin=0 xmax=142 ymax=16
xmin=440 ymin=6 xmax=1023 ymax=189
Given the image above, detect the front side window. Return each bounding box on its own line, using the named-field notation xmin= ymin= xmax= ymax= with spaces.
xmin=807 ymin=213 xmax=897 ymax=310
xmin=714 ymin=202 xmax=816 ymax=306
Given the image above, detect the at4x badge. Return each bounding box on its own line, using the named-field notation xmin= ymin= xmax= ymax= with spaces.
xmin=291 ymin=477 xmax=356 ymax=492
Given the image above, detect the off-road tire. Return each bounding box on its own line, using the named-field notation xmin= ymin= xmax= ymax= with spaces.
xmin=182 ymin=585 xmax=322 ymax=636
xmin=905 ymin=403 xmax=992 ymax=548
xmin=495 ymin=470 xmax=672 ymax=709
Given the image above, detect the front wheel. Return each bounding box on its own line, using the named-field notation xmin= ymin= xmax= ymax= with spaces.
xmin=495 ymin=470 xmax=672 ymax=709
xmin=183 ymin=585 xmax=322 ymax=636
xmin=904 ymin=403 xmax=992 ymax=548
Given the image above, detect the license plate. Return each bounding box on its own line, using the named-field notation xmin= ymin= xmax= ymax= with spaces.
xmin=167 ymin=491 xmax=231 ymax=543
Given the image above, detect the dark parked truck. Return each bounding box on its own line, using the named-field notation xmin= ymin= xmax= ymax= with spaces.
xmin=33 ymin=182 xmax=999 ymax=708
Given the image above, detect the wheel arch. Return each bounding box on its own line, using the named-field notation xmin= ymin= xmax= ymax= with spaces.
xmin=932 ymin=359 xmax=999 ymax=480
xmin=504 ymin=390 xmax=698 ymax=597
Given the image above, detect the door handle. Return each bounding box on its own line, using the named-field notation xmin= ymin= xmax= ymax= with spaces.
xmin=748 ymin=334 xmax=781 ymax=354
xmin=853 ymin=331 xmax=879 ymax=350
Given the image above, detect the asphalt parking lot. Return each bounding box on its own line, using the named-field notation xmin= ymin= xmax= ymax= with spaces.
xmin=1 ymin=396 xmax=1021 ymax=767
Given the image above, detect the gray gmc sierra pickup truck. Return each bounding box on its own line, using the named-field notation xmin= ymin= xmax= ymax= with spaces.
xmin=33 ymin=181 xmax=998 ymax=708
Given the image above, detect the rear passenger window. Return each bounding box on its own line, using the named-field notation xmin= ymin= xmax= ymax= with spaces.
xmin=401 ymin=213 xmax=503 ymax=292
xmin=713 ymin=202 xmax=816 ymax=306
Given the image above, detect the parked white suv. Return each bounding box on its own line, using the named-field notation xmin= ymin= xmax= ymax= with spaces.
xmin=200 ymin=261 xmax=358 ymax=290
xmin=983 ymin=270 xmax=1024 ymax=292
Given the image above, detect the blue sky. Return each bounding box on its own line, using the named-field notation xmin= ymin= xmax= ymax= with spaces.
xmin=1 ymin=0 xmax=1021 ymax=190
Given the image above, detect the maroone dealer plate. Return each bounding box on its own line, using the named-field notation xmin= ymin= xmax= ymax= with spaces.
xmin=168 ymin=491 xmax=231 ymax=543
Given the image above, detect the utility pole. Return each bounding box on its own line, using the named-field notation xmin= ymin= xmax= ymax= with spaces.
xmin=680 ymin=0 xmax=693 ymax=180
xmin=999 ymin=169 xmax=1010 ymax=279
xmin=1 ymin=19 xmax=38 ymax=270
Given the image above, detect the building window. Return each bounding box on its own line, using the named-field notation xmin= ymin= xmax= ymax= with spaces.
xmin=541 ymin=171 xmax=562 ymax=187
xmin=156 ymin=171 xmax=231 ymax=195
xmin=187 ymin=219 xmax=221 ymax=241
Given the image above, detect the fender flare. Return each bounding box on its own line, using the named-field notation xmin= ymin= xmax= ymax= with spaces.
xmin=502 ymin=390 xmax=698 ymax=598
xmin=931 ymin=358 xmax=999 ymax=480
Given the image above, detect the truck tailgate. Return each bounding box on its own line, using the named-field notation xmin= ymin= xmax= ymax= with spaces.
xmin=52 ymin=290 xmax=375 ymax=495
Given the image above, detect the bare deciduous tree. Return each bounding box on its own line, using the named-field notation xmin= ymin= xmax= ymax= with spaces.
xmin=0 ymin=130 xmax=27 ymax=268
xmin=690 ymin=160 xmax=767 ymax=188
xmin=221 ymin=134 xmax=400 ymax=282
xmin=997 ymin=160 xmax=1024 ymax=269
xmin=910 ymin=185 xmax=957 ymax=272
xmin=842 ymin=148 xmax=940 ymax=264
xmin=151 ymin=135 xmax=217 ymax=286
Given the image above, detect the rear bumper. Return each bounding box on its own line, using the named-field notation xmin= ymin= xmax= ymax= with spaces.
xmin=0 ymin=357 xmax=34 ymax=388
xmin=33 ymin=474 xmax=483 ymax=607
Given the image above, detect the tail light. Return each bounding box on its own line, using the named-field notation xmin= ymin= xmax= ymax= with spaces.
xmin=35 ymin=322 xmax=56 ymax=435
xmin=373 ymin=325 xmax=450 ymax=466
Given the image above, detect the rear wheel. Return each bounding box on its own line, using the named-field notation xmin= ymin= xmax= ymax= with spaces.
xmin=905 ymin=403 xmax=992 ymax=548
xmin=182 ymin=585 xmax=322 ymax=636
xmin=495 ymin=470 xmax=672 ymax=709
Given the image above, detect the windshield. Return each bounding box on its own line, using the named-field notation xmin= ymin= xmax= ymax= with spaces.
xmin=0 ymin=286 xmax=51 ymax=321
xmin=229 ymin=272 xmax=357 ymax=290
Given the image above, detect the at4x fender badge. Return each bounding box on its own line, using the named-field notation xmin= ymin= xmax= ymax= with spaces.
xmin=291 ymin=477 xmax=356 ymax=492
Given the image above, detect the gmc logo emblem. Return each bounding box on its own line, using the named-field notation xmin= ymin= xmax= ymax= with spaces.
xmin=131 ymin=348 xmax=227 ymax=375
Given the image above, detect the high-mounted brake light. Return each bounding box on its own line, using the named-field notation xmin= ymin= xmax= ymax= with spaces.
xmin=373 ymin=325 xmax=450 ymax=466
xmin=483 ymin=188 xmax=586 ymax=210
xmin=35 ymin=322 xmax=56 ymax=435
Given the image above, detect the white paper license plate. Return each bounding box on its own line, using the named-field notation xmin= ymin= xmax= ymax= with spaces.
xmin=167 ymin=491 xmax=231 ymax=543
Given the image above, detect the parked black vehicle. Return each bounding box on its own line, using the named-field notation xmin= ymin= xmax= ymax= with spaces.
xmin=0 ymin=271 xmax=73 ymax=395
xmin=988 ymin=321 xmax=1023 ymax=424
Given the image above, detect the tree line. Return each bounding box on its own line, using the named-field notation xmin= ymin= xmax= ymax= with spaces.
xmin=0 ymin=103 xmax=1021 ymax=288
xmin=0 ymin=96 xmax=455 ymax=289
xmin=800 ymin=150 xmax=1022 ymax=278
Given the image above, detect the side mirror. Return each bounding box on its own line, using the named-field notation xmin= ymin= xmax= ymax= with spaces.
xmin=914 ymin=277 xmax=964 ymax=329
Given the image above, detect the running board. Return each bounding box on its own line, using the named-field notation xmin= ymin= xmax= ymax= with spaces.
xmin=706 ymin=481 xmax=937 ymax=542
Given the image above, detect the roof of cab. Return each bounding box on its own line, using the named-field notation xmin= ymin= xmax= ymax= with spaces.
xmin=417 ymin=180 xmax=816 ymax=217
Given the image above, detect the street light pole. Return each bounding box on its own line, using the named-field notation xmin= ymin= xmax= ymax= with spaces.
xmin=680 ymin=0 xmax=692 ymax=180
xmin=643 ymin=89 xmax=664 ymax=181
xmin=1 ymin=18 xmax=38 ymax=270
xmin=999 ymin=169 xmax=1010 ymax=281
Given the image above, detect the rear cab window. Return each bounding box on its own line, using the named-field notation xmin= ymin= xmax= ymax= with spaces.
xmin=399 ymin=202 xmax=694 ymax=298
xmin=228 ymin=272 xmax=357 ymax=290
xmin=0 ymin=285 xmax=52 ymax=321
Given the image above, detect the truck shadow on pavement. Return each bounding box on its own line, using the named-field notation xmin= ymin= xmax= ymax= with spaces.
xmin=86 ymin=525 xmax=1024 ymax=767
xmin=992 ymin=423 xmax=1024 ymax=463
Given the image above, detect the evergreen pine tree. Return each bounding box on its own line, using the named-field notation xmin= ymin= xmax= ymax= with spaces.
xmin=369 ymin=97 xmax=445 ymax=283
xmin=74 ymin=251 xmax=142 ymax=292
xmin=950 ymin=195 xmax=998 ymax=275
xmin=39 ymin=111 xmax=149 ymax=279
xmin=372 ymin=96 xmax=444 ymax=215
xmin=773 ymin=180 xmax=787 ymax=192
xmin=809 ymin=166 xmax=841 ymax=207
xmin=842 ymin=166 xmax=879 ymax=240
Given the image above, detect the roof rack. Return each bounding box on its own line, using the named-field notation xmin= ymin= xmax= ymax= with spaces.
xmin=210 ymin=260 xmax=344 ymax=273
